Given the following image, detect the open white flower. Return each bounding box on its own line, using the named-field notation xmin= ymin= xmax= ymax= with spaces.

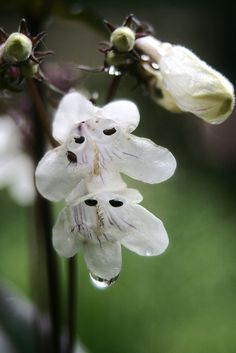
xmin=36 ymin=92 xmax=176 ymax=201
xmin=53 ymin=187 xmax=169 ymax=283
xmin=0 ymin=115 xmax=35 ymax=205
xmin=136 ymin=36 xmax=235 ymax=124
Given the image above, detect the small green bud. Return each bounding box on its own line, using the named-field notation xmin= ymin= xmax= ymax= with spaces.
xmin=110 ymin=26 xmax=135 ymax=52
xmin=20 ymin=60 xmax=38 ymax=78
xmin=106 ymin=50 xmax=128 ymax=67
xmin=3 ymin=33 xmax=32 ymax=64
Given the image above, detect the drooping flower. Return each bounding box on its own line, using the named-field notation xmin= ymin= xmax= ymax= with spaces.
xmin=53 ymin=184 xmax=168 ymax=284
xmin=135 ymin=35 xmax=235 ymax=124
xmin=36 ymin=91 xmax=176 ymax=202
xmin=0 ymin=115 xmax=35 ymax=205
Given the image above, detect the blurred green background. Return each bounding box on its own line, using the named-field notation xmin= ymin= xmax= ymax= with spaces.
xmin=0 ymin=0 xmax=236 ymax=353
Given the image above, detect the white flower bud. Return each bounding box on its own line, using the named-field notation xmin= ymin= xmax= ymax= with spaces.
xmin=141 ymin=62 xmax=181 ymax=113
xmin=136 ymin=36 xmax=235 ymax=124
xmin=3 ymin=32 xmax=32 ymax=64
xmin=111 ymin=26 xmax=135 ymax=52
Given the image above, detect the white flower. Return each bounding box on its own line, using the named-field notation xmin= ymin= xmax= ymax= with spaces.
xmin=53 ymin=186 xmax=169 ymax=282
xmin=136 ymin=36 xmax=235 ymax=124
xmin=36 ymin=92 xmax=176 ymax=201
xmin=0 ymin=115 xmax=35 ymax=205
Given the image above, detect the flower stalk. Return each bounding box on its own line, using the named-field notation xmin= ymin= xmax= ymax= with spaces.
xmin=28 ymin=78 xmax=61 ymax=353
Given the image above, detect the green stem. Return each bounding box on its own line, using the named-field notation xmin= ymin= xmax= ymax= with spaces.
xmin=27 ymin=79 xmax=59 ymax=148
xmin=105 ymin=75 xmax=122 ymax=103
xmin=28 ymin=78 xmax=61 ymax=353
xmin=67 ymin=257 xmax=77 ymax=353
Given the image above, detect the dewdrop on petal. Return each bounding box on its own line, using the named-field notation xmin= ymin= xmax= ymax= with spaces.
xmin=136 ymin=36 xmax=235 ymax=124
xmin=2 ymin=33 xmax=32 ymax=64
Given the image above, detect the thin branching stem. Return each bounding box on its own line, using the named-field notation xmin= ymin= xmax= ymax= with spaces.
xmin=105 ymin=75 xmax=122 ymax=103
xmin=27 ymin=79 xmax=59 ymax=148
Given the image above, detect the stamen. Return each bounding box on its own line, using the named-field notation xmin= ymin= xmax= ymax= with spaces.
xmin=109 ymin=200 xmax=124 ymax=207
xmin=74 ymin=136 xmax=85 ymax=144
xmin=85 ymin=199 xmax=98 ymax=206
xmin=66 ymin=150 xmax=77 ymax=163
xmin=103 ymin=127 xmax=116 ymax=135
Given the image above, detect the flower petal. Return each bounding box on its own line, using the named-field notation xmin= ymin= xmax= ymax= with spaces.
xmin=83 ymin=241 xmax=122 ymax=280
xmin=53 ymin=92 xmax=96 ymax=142
xmin=117 ymin=188 xmax=143 ymax=203
xmin=102 ymin=100 xmax=140 ymax=132
xmin=53 ymin=206 xmax=81 ymax=257
xmin=121 ymin=204 xmax=169 ymax=256
xmin=35 ymin=146 xmax=81 ymax=201
xmin=65 ymin=171 xmax=127 ymax=205
xmin=116 ymin=134 xmax=176 ymax=183
xmin=0 ymin=154 xmax=35 ymax=205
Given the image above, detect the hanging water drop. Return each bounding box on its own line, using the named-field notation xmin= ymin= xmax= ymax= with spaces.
xmin=105 ymin=65 xmax=122 ymax=76
xmin=89 ymin=273 xmax=119 ymax=289
xmin=151 ymin=62 xmax=159 ymax=70
xmin=141 ymin=54 xmax=150 ymax=62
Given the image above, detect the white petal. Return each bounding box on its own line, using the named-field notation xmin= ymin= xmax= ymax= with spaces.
xmin=159 ymin=45 xmax=235 ymax=123
xmin=0 ymin=154 xmax=35 ymax=205
xmin=117 ymin=188 xmax=143 ymax=203
xmin=53 ymin=92 xmax=96 ymax=142
xmin=9 ymin=154 xmax=35 ymax=205
xmin=35 ymin=146 xmax=81 ymax=201
xmin=135 ymin=35 xmax=171 ymax=61
xmin=53 ymin=207 xmax=81 ymax=257
xmin=141 ymin=62 xmax=181 ymax=112
xmin=116 ymin=134 xmax=176 ymax=183
xmin=102 ymin=100 xmax=140 ymax=132
xmin=0 ymin=115 xmax=21 ymax=153
xmin=83 ymin=241 xmax=121 ymax=280
xmin=66 ymin=171 xmax=127 ymax=205
xmin=121 ymin=204 xmax=169 ymax=256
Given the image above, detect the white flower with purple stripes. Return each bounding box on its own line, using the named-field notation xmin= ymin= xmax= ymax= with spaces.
xmin=36 ymin=92 xmax=176 ymax=202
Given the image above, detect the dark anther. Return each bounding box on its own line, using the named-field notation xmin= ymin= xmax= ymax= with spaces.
xmin=103 ymin=128 xmax=116 ymax=136
xmin=85 ymin=199 xmax=98 ymax=206
xmin=109 ymin=200 xmax=123 ymax=207
xmin=74 ymin=136 xmax=85 ymax=144
xmin=66 ymin=151 xmax=77 ymax=163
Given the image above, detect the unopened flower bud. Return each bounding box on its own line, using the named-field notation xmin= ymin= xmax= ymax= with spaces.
xmin=3 ymin=33 xmax=32 ymax=64
xmin=20 ymin=60 xmax=38 ymax=78
xmin=106 ymin=50 xmax=128 ymax=67
xmin=159 ymin=45 xmax=235 ymax=124
xmin=141 ymin=61 xmax=181 ymax=112
xmin=136 ymin=36 xmax=235 ymax=124
xmin=111 ymin=26 xmax=135 ymax=52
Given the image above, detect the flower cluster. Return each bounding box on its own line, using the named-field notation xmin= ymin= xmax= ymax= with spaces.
xmin=36 ymin=92 xmax=176 ymax=286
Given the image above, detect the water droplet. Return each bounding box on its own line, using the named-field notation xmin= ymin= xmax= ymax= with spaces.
xmin=141 ymin=54 xmax=150 ymax=62
xmin=105 ymin=65 xmax=122 ymax=76
xmin=89 ymin=273 xmax=119 ymax=289
xmin=151 ymin=62 xmax=159 ymax=70
xmin=145 ymin=248 xmax=153 ymax=256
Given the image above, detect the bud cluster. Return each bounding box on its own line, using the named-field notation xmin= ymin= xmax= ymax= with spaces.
xmin=93 ymin=15 xmax=234 ymax=125
xmin=0 ymin=19 xmax=51 ymax=91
